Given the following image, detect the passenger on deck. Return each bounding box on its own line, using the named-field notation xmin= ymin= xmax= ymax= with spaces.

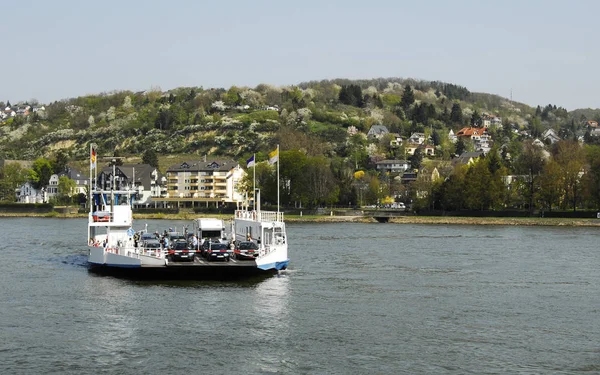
xmin=191 ymin=234 xmax=198 ymax=249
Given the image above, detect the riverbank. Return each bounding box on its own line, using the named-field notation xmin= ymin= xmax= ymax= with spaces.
xmin=1 ymin=211 xmax=600 ymax=226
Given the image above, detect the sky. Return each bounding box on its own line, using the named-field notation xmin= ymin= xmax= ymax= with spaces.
xmin=1 ymin=0 xmax=599 ymax=110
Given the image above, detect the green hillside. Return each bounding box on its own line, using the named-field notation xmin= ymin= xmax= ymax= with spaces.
xmin=1 ymin=77 xmax=586 ymax=163
xmin=2 ymin=77 xmax=600 ymax=211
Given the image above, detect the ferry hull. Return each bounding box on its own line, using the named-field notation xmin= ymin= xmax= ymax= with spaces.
xmin=87 ymin=261 xmax=278 ymax=280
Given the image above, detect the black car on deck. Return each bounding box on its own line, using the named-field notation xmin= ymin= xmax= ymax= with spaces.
xmin=169 ymin=240 xmax=193 ymax=262
xmin=202 ymin=241 xmax=231 ymax=262
xmin=234 ymin=241 xmax=259 ymax=260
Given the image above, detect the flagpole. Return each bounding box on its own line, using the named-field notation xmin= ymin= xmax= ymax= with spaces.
xmin=89 ymin=144 xmax=93 ymax=211
xmin=252 ymin=153 xmax=256 ymax=211
xmin=277 ymin=144 xmax=280 ymax=213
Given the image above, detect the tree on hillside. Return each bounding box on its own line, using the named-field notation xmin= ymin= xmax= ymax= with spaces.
xmin=470 ymin=110 xmax=481 ymax=127
xmin=450 ymin=103 xmax=462 ymax=124
xmin=142 ymin=149 xmax=159 ymax=168
xmin=486 ymin=147 xmax=503 ymax=174
xmin=514 ymin=141 xmax=546 ymax=214
xmin=410 ymin=148 xmax=423 ymax=170
xmin=584 ymin=145 xmax=600 ymax=208
xmin=30 ymin=158 xmax=53 ymax=190
xmin=155 ymin=108 xmax=175 ymax=130
xmin=431 ymin=130 xmax=441 ymax=146
xmin=52 ymin=149 xmax=70 ymax=174
xmin=538 ymin=160 xmax=562 ymax=211
xmin=440 ymin=107 xmax=450 ymax=123
xmin=299 ymin=156 xmax=338 ymax=207
xmin=552 ymin=140 xmax=585 ymax=211
xmin=57 ymin=176 xmax=76 ymax=205
xmin=0 ymin=163 xmax=29 ymax=202
xmin=338 ymin=85 xmax=363 ymax=107
xmin=439 ymin=164 xmax=468 ymax=210
xmin=464 ymin=159 xmax=494 ymax=210
xmin=279 ymin=150 xmax=308 ymax=206
xmin=529 ymin=117 xmax=543 ymax=138
xmin=401 ymin=85 xmax=415 ymax=110
xmin=455 ymin=137 xmax=466 ymax=156
xmin=223 ymin=86 xmax=241 ymax=106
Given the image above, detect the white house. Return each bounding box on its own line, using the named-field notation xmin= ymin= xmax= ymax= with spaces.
xmin=389 ymin=133 xmax=403 ymax=147
xmin=17 ymin=182 xmax=45 ymax=203
xmin=448 ymin=129 xmax=457 ymax=143
xmin=407 ymin=132 xmax=426 ymax=145
xmin=98 ymin=164 xmax=166 ymax=207
xmin=367 ymin=125 xmax=389 ymax=139
xmin=542 ymin=129 xmax=561 ymax=144
xmin=376 ymin=160 xmax=410 ymax=173
xmin=45 ymin=167 xmax=89 ymax=201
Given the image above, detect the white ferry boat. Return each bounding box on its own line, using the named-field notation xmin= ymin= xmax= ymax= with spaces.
xmin=86 ymin=150 xmax=288 ymax=279
xmin=232 ymin=190 xmax=289 ymax=271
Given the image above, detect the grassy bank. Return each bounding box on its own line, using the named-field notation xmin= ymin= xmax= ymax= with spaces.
xmin=1 ymin=211 xmax=600 ymax=227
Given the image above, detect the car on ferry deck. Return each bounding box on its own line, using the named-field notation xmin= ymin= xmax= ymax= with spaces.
xmin=141 ymin=232 xmax=157 ymax=242
xmin=169 ymin=240 xmax=193 ymax=262
xmin=143 ymin=239 xmax=162 ymax=256
xmin=234 ymin=241 xmax=259 ymax=260
xmin=202 ymin=241 xmax=231 ymax=262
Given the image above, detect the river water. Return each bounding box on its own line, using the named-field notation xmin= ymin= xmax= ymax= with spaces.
xmin=0 ymin=218 xmax=598 ymax=374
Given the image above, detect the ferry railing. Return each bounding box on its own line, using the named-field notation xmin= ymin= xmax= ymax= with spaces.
xmin=259 ymin=211 xmax=284 ymax=222
xmin=234 ymin=210 xmax=284 ymax=222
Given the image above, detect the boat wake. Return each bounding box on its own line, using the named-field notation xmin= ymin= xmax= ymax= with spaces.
xmin=48 ymin=253 xmax=89 ymax=269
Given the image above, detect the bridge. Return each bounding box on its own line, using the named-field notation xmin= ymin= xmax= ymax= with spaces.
xmin=362 ymin=209 xmax=412 ymax=223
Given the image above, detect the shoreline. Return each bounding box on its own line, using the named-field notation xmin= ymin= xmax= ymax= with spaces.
xmin=1 ymin=212 xmax=600 ymax=226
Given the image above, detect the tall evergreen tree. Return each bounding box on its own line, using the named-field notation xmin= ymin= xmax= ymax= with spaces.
xmin=455 ymin=137 xmax=466 ymax=156
xmin=431 ymin=130 xmax=441 ymax=146
xmin=401 ymin=85 xmax=415 ymax=110
xmin=410 ymin=148 xmax=423 ymax=170
xmin=142 ymin=149 xmax=159 ymax=168
xmin=450 ymin=103 xmax=463 ymax=124
xmin=52 ymin=149 xmax=70 ymax=174
xmin=441 ymin=107 xmax=450 ymax=123
xmin=470 ymin=110 xmax=481 ymax=127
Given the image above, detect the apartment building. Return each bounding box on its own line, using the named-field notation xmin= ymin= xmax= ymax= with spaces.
xmin=162 ymin=159 xmax=245 ymax=206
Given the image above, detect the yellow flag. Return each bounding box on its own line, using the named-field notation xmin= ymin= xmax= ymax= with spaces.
xmin=268 ymin=147 xmax=279 ymax=165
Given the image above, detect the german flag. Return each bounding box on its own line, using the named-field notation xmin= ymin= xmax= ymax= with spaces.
xmin=91 ymin=147 xmax=97 ymax=169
